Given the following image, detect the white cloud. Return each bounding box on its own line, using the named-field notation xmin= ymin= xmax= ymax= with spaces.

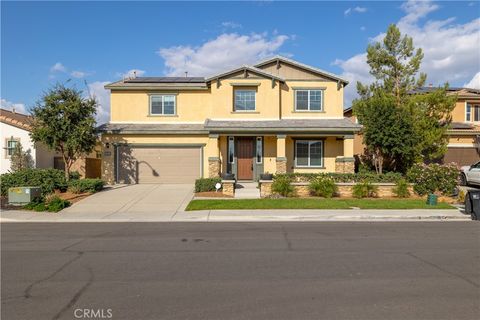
xmin=464 ymin=72 xmax=480 ymax=89
xmin=157 ymin=33 xmax=290 ymax=76
xmin=116 ymin=69 xmax=146 ymax=79
xmin=360 ymin=26 xmax=366 ymax=31
xmin=87 ymin=81 xmax=110 ymax=124
xmin=71 ymin=70 xmax=87 ymax=78
xmin=50 ymin=62 xmax=66 ymax=73
xmin=334 ymin=0 xmax=480 ymax=106
xmin=345 ymin=6 xmax=367 ymax=16
xmin=221 ymin=21 xmax=242 ymax=29
xmin=1 ymin=98 xmax=27 ymax=114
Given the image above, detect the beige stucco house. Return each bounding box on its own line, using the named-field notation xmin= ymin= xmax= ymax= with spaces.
xmin=344 ymin=87 xmax=480 ymax=167
xmin=99 ymin=56 xmax=361 ymax=184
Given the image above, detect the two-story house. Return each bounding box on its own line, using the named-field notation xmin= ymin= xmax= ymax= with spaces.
xmin=344 ymin=87 xmax=480 ymax=167
xmin=99 ymin=56 xmax=361 ymax=184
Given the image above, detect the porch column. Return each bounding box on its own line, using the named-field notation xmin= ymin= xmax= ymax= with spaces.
xmin=335 ymin=135 xmax=355 ymax=173
xmin=208 ymin=134 xmax=221 ymax=178
xmin=276 ymin=134 xmax=287 ymax=174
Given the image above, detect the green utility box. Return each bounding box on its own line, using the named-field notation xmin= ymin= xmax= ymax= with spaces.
xmin=8 ymin=187 xmax=42 ymax=205
xmin=426 ymin=194 xmax=438 ymax=206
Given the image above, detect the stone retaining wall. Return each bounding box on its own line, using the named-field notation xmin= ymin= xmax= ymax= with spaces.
xmin=259 ymin=180 xmax=414 ymax=198
xmin=222 ymin=180 xmax=235 ymax=197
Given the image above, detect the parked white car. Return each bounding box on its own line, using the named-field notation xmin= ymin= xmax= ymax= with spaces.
xmin=460 ymin=161 xmax=480 ymax=186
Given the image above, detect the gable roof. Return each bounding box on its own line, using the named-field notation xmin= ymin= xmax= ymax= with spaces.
xmin=0 ymin=108 xmax=32 ymax=131
xmin=254 ymin=55 xmax=349 ymax=85
xmin=205 ymin=65 xmax=285 ymax=82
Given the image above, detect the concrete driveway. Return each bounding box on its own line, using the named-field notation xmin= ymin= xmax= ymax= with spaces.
xmin=61 ymin=184 xmax=194 ymax=219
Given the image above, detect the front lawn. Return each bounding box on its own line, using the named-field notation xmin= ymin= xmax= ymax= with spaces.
xmin=185 ymin=198 xmax=455 ymax=211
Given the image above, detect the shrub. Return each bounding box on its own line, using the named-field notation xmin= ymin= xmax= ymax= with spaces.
xmin=393 ymin=178 xmax=410 ymax=198
xmin=308 ymin=177 xmax=337 ymax=198
xmin=24 ymin=195 xmax=70 ymax=212
xmin=0 ymin=168 xmax=67 ymax=196
xmin=272 ymin=175 xmax=295 ymax=197
xmin=45 ymin=196 xmax=70 ymax=212
xmin=352 ymin=181 xmax=378 ymax=198
xmin=69 ymin=171 xmax=81 ymax=180
xmin=407 ymin=163 xmax=458 ymax=196
xmin=68 ymin=179 xmax=104 ymax=194
xmin=195 ymin=178 xmax=222 ymax=193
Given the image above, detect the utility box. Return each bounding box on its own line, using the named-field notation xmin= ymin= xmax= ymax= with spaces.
xmin=8 ymin=187 xmax=42 ymax=205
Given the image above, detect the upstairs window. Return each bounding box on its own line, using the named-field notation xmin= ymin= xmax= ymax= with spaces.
xmin=295 ymin=89 xmax=323 ymax=111
xmin=234 ymin=90 xmax=256 ymax=111
xmin=150 ymin=95 xmax=176 ymax=115
xmin=466 ymin=103 xmax=480 ymax=122
xmin=5 ymin=138 xmax=18 ymax=158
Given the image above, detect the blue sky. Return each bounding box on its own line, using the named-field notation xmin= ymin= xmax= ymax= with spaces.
xmin=1 ymin=1 xmax=479 ymax=123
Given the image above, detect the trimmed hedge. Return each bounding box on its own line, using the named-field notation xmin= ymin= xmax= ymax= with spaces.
xmin=275 ymin=172 xmax=403 ymax=183
xmin=68 ymin=179 xmax=105 ymax=194
xmin=195 ymin=178 xmax=222 ymax=193
xmin=0 ymin=169 xmax=67 ymax=196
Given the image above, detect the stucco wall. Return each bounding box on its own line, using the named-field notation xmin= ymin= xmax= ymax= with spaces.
xmin=1 ymin=122 xmax=36 ymax=173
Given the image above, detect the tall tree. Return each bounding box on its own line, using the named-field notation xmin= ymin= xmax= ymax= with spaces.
xmin=9 ymin=142 xmax=34 ymax=172
xmin=30 ymin=85 xmax=97 ymax=180
xmin=354 ymin=24 xmax=456 ymax=173
xmin=359 ymin=24 xmax=426 ymax=106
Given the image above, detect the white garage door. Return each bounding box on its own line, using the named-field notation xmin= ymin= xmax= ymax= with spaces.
xmin=117 ymin=146 xmax=202 ymax=184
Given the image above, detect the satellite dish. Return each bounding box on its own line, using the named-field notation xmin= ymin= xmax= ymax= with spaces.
xmin=215 ymin=182 xmax=222 ymax=192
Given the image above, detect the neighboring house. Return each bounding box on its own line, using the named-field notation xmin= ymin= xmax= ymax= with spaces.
xmin=0 ymin=108 xmax=54 ymax=173
xmin=344 ymin=87 xmax=480 ymax=167
xmin=99 ymin=56 xmax=361 ymax=184
xmin=0 ymin=108 xmax=102 ymax=177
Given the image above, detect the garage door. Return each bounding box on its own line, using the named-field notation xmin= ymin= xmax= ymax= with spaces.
xmin=444 ymin=147 xmax=480 ymax=167
xmin=117 ymin=146 xmax=202 ymax=184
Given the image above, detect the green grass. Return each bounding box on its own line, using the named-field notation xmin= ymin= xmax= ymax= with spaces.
xmin=185 ymin=198 xmax=455 ymax=211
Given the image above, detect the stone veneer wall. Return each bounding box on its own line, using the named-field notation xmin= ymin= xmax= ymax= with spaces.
xmin=259 ymin=181 xmax=414 ymax=198
xmin=222 ymin=180 xmax=235 ymax=197
xmin=208 ymin=157 xmax=221 ymax=178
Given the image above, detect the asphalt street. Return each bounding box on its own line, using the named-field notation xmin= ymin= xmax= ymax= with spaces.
xmin=1 ymin=222 xmax=479 ymax=320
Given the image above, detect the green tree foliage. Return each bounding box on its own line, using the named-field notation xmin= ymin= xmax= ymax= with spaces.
xmin=354 ymin=24 xmax=456 ymax=173
xmin=9 ymin=142 xmax=34 ymax=172
xmin=30 ymin=85 xmax=97 ymax=180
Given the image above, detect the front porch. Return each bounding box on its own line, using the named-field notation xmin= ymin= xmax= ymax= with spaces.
xmin=206 ymin=133 xmax=355 ymax=180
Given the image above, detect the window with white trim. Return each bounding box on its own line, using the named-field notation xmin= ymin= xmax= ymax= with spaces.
xmin=234 ymin=90 xmax=256 ymax=111
xmin=150 ymin=95 xmax=176 ymax=115
xmin=466 ymin=103 xmax=480 ymax=122
xmin=295 ymin=89 xmax=323 ymax=111
xmin=295 ymin=140 xmax=323 ymax=167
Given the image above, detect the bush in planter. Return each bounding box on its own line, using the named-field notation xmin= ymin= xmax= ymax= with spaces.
xmin=24 ymin=195 xmax=70 ymax=212
xmin=352 ymin=181 xmax=378 ymax=198
xmin=0 ymin=168 xmax=67 ymax=197
xmin=195 ymin=178 xmax=222 ymax=193
xmin=308 ymin=177 xmax=337 ymax=198
xmin=407 ymin=163 xmax=458 ymax=196
xmin=393 ymin=178 xmax=410 ymax=198
xmin=271 ymin=175 xmax=294 ymax=197
xmin=68 ymin=179 xmax=105 ymax=194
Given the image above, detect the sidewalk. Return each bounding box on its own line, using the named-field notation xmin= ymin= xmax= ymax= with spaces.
xmin=0 ymin=208 xmax=471 ymax=222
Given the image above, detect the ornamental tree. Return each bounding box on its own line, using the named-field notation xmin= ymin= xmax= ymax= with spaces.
xmin=30 ymin=85 xmax=97 ymax=180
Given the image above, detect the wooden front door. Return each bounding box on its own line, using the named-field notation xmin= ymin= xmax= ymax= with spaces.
xmin=236 ymin=138 xmax=254 ymax=180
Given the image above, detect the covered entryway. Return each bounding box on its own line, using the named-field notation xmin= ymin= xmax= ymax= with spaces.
xmin=117 ymin=146 xmax=202 ymax=184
